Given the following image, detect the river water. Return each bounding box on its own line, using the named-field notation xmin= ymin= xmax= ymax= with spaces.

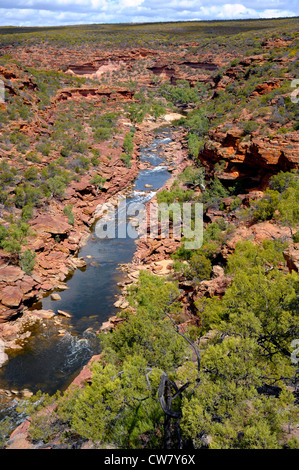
xmin=0 ymin=126 xmax=174 ymax=426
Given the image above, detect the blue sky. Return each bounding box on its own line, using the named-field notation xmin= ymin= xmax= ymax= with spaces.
xmin=0 ymin=0 xmax=298 ymax=26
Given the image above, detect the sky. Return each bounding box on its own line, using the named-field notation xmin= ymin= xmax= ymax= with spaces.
xmin=0 ymin=0 xmax=298 ymax=27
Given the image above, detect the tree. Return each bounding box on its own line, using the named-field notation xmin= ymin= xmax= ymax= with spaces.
xmin=0 ymin=221 xmax=31 ymax=258
xmin=20 ymin=264 xmax=299 ymax=450
xmin=90 ymin=174 xmax=106 ymax=194
xmin=123 ymin=133 xmax=134 ymax=156
xmin=150 ymin=102 xmax=166 ymax=121
xmin=20 ymin=249 xmax=36 ymax=274
xmin=127 ymin=103 xmax=147 ymax=124
xmin=63 ymin=204 xmax=75 ymax=226
xmin=184 ymin=266 xmax=299 ymax=448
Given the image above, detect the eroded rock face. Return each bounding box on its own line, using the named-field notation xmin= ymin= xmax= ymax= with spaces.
xmin=200 ymin=128 xmax=299 ymax=184
xmin=195 ymin=275 xmax=233 ymax=299
xmin=54 ymin=86 xmax=135 ymax=103
xmin=283 ymin=243 xmax=299 ymax=272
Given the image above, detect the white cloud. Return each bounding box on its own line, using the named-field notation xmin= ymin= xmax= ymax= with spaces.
xmin=121 ymin=0 xmax=144 ymax=7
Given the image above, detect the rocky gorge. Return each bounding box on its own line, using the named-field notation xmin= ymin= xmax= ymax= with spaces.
xmin=0 ymin=18 xmax=298 ymax=449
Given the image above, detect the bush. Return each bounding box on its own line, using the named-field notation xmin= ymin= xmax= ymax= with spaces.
xmin=269 ymin=171 xmax=298 ymax=193
xmin=229 ymin=196 xmax=242 ymax=211
xmin=120 ymin=153 xmax=132 ymax=168
xmin=159 ymin=80 xmax=199 ymax=107
xmin=36 ymin=141 xmax=51 ymax=156
xmin=242 ymin=120 xmax=259 ymax=135
xmin=20 ymin=249 xmax=36 ymax=274
xmin=21 ymin=204 xmax=34 ymax=221
xmin=201 ymin=177 xmax=229 ymax=208
xmin=63 ymin=204 xmax=75 ymax=226
xmin=25 ymin=152 xmax=41 ymax=163
xmin=123 ymin=133 xmax=134 ymax=156
xmin=179 ymin=166 xmax=205 ymax=188
xmin=188 ymin=251 xmax=212 ymax=281
xmin=250 ymin=190 xmax=279 ymax=222
xmin=0 ymin=221 xmax=31 ymax=255
xmin=293 ymin=231 xmax=299 ymax=243
xmin=93 ymin=127 xmax=112 ymax=142
xmin=187 ymin=133 xmax=205 ymax=158
xmin=90 ymin=174 xmax=106 ymax=192
xmin=14 ymin=184 xmax=43 ymax=208
xmin=127 ymin=103 xmax=147 ymax=124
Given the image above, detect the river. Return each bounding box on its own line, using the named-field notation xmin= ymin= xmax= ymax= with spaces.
xmin=0 ymin=126 xmax=174 ymax=428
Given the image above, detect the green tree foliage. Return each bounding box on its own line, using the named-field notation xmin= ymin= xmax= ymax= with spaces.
xmin=0 ymin=221 xmax=31 ymax=255
xmin=187 ymin=133 xmax=205 ymax=158
xmin=250 ymin=171 xmax=299 ymax=229
xmin=226 ymin=239 xmax=288 ymax=275
xmin=159 ymin=80 xmax=199 ymax=107
xmin=179 ymin=166 xmax=205 ymax=189
xmin=123 ymin=133 xmax=134 ymax=157
xmin=63 ymin=204 xmax=75 ymax=226
xmin=24 ymin=264 xmax=299 ymax=449
xmin=20 ymin=249 xmax=36 ymax=274
xmin=90 ymin=174 xmax=106 ymax=193
xmin=188 ymin=252 xmax=212 ymax=281
xmin=200 ymin=177 xmax=229 ymax=208
xmin=150 ymin=102 xmax=166 ymax=120
xmin=127 ymin=103 xmax=147 ymax=124
xmin=188 ymin=266 xmax=299 ymax=448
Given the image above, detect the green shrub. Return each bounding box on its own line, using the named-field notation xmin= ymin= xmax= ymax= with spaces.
xmin=201 ymin=177 xmax=229 ymax=208
xmin=242 ymin=120 xmax=259 ymax=135
xmin=269 ymin=171 xmax=298 ymax=193
xmin=36 ymin=141 xmax=51 ymax=156
xmin=21 ymin=204 xmax=34 ymax=221
xmin=90 ymin=174 xmax=106 ymax=192
xmin=24 ymin=167 xmax=38 ymax=182
xmin=20 ymin=249 xmax=36 ymax=274
xmin=93 ymin=127 xmax=112 ymax=142
xmin=251 ymin=190 xmax=279 ymax=222
xmin=63 ymin=204 xmax=75 ymax=226
xmin=14 ymin=184 xmax=43 ymax=208
xmin=188 ymin=251 xmax=212 ymax=281
xmin=229 ymin=196 xmax=242 ymax=211
xmin=120 ymin=153 xmax=132 ymax=168
xmin=187 ymin=133 xmax=205 ymax=158
xmin=123 ymin=133 xmax=134 ymax=156
xmin=10 ymin=132 xmax=30 ymax=154
xmin=25 ymin=151 xmax=41 ymax=163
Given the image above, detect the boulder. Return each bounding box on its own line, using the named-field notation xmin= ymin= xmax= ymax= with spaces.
xmin=283 ymin=243 xmax=299 ymax=273
xmin=31 ymin=214 xmax=70 ymax=235
xmin=212 ymin=265 xmax=225 ymax=278
xmin=51 ymin=293 xmax=61 ymax=301
xmin=0 ymin=286 xmax=23 ymax=308
xmin=114 ymin=298 xmax=129 ymax=309
xmin=0 ymin=265 xmax=25 ymax=283
xmin=57 ymin=310 xmax=72 ymax=318
xmin=30 ymin=309 xmax=56 ymax=319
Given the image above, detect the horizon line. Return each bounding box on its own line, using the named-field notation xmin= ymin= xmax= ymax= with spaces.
xmin=0 ymin=15 xmax=298 ymax=29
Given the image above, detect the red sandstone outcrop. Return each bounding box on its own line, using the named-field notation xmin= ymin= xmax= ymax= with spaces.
xmin=53 ymin=86 xmax=135 ymax=103
xmin=200 ymin=127 xmax=299 ymax=183
xmin=283 ymin=243 xmax=299 ymax=272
